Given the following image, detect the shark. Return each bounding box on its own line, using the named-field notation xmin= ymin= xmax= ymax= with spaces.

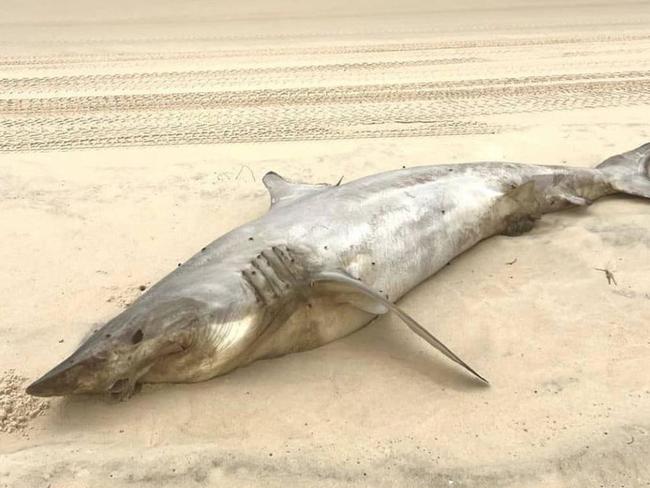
xmin=26 ymin=143 xmax=650 ymax=400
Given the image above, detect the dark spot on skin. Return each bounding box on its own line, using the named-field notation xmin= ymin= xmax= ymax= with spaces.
xmin=251 ymin=270 xmax=256 ymax=275
xmin=324 ymin=246 xmax=328 ymax=250
xmin=132 ymin=329 xmax=143 ymax=344
xmin=291 ymin=259 xmax=295 ymax=263
xmin=307 ymin=303 xmax=313 ymax=308
xmin=58 ymin=339 xmax=64 ymax=343
xmin=248 ymin=237 xmax=254 ymax=241
xmin=177 ymin=263 xmax=182 ymax=267
xmin=448 ymin=168 xmax=453 ymax=172
xmin=371 ymin=262 xmax=376 ymax=266
xmin=139 ymin=285 xmax=146 ymax=291
xmin=105 ymin=333 xmax=111 ymax=338
xmin=402 ymin=165 xmax=406 ymax=169
xmin=269 ymin=453 xmax=273 ymax=457
xmin=441 ymin=210 xmax=446 ymax=214
xmin=201 ymin=247 xmax=206 ymax=252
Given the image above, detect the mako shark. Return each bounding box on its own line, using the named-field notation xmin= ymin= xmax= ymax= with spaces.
xmin=27 ymin=143 xmax=650 ymax=400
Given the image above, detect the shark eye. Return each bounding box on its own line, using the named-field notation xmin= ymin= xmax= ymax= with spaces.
xmin=131 ymin=329 xmax=144 ymax=344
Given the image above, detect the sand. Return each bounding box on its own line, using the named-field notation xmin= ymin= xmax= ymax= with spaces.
xmin=0 ymin=371 xmax=49 ymax=435
xmin=1 ymin=0 xmax=649 ymax=486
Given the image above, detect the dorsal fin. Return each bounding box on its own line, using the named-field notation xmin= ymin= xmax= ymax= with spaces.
xmin=262 ymin=172 xmax=331 ymax=208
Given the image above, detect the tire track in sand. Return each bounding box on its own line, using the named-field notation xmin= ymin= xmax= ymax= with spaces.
xmin=2 ymin=33 xmax=650 ymax=69
xmin=2 ymin=29 xmax=650 ymax=151
xmin=2 ymin=71 xmax=650 ymax=151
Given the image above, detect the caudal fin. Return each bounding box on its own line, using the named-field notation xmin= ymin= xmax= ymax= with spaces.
xmin=597 ymin=142 xmax=650 ymax=198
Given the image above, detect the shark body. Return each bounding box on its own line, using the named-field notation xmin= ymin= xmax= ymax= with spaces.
xmin=27 ymin=143 xmax=650 ymax=399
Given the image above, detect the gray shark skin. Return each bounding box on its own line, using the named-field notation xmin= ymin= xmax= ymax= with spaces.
xmin=27 ymin=143 xmax=650 ymax=400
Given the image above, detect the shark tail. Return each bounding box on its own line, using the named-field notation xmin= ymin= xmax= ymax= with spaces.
xmin=597 ymin=142 xmax=650 ymax=198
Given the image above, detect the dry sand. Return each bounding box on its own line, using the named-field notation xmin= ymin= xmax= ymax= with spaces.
xmin=1 ymin=1 xmax=649 ymax=486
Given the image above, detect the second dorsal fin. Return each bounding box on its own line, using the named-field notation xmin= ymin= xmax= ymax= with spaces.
xmin=262 ymin=172 xmax=331 ymax=208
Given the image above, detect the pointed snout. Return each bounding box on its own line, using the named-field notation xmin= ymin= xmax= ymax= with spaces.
xmin=26 ymin=351 xmax=108 ymax=397
xmin=26 ymin=374 xmax=69 ymax=397
xmin=26 ymin=297 xmax=208 ymax=398
xmin=26 ymin=359 xmax=81 ymax=397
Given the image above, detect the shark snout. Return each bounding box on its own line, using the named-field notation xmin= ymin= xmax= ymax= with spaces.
xmin=26 ymin=356 xmax=97 ymax=397
xmin=26 ymin=297 xmax=215 ymax=398
xmin=25 ymin=374 xmax=66 ymax=397
xmin=26 ymin=324 xmax=198 ymax=398
xmin=26 ymin=375 xmax=76 ymax=397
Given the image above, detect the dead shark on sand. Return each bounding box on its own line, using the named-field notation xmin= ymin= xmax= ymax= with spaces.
xmin=27 ymin=143 xmax=650 ymax=400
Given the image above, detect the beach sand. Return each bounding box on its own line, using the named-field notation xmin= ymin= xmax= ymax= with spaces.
xmin=1 ymin=1 xmax=649 ymax=486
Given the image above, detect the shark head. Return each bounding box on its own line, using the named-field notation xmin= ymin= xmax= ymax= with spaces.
xmin=26 ymin=285 xmax=263 ymax=400
xmin=26 ymin=240 xmax=315 ymax=400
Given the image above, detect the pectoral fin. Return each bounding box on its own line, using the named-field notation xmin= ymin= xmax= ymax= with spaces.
xmin=311 ymin=270 xmax=488 ymax=384
xmin=334 ymin=293 xmax=389 ymax=314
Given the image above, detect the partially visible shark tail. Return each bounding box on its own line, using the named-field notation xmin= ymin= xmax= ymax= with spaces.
xmin=597 ymin=142 xmax=650 ymax=198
